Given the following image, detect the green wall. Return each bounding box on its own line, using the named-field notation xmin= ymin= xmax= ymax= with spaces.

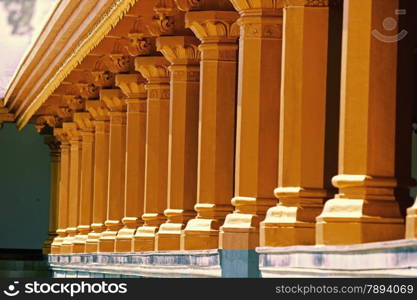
xmin=0 ymin=123 xmax=50 ymax=249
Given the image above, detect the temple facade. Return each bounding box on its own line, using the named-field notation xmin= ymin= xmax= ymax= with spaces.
xmin=1 ymin=0 xmax=417 ymax=277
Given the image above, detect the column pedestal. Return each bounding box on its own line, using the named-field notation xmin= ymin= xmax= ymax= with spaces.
xmin=98 ymin=90 xmax=127 ymax=252
xmin=220 ymin=2 xmax=283 ymax=250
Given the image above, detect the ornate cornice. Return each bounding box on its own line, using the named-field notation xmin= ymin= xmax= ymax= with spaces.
xmin=86 ymin=101 xmax=110 ymax=121
xmin=175 ymin=0 xmax=234 ymax=11
xmin=284 ymin=0 xmax=330 ymax=7
xmin=100 ymin=89 xmax=127 ymax=112
xmin=135 ymin=56 xmax=171 ymax=83
xmin=116 ymin=74 xmax=148 ymax=99
xmin=15 ymin=0 xmax=139 ymax=130
xmin=156 ymin=36 xmax=201 ymax=65
xmin=174 ymin=0 xmax=202 ymax=11
xmin=185 ymin=11 xmax=240 ymax=43
xmin=147 ymin=0 xmax=179 ymax=36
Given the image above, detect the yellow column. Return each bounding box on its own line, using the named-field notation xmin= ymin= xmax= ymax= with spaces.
xmin=115 ymin=74 xmax=148 ymax=252
xmin=61 ymin=122 xmax=82 ymax=254
xmin=51 ymin=129 xmax=69 ymax=254
xmin=316 ymin=0 xmax=404 ymax=245
xmin=155 ymin=36 xmax=200 ymax=250
xmin=407 ymin=200 xmax=417 ymax=238
xmin=43 ymin=136 xmax=61 ymax=254
xmin=220 ymin=1 xmax=283 ymax=250
xmin=98 ymin=89 xmax=127 ymax=252
xmin=181 ymin=11 xmax=239 ymax=250
xmin=134 ymin=56 xmax=170 ymax=252
xmin=259 ymin=1 xmax=332 ymax=247
xmin=72 ymin=113 xmax=95 ymax=253
xmin=85 ymin=102 xmax=110 ymax=252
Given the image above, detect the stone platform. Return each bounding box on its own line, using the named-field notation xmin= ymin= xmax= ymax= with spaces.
xmin=49 ymin=239 xmax=417 ymax=278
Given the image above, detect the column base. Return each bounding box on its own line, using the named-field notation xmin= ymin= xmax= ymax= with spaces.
xmin=51 ymin=236 xmax=65 ymax=254
xmin=406 ymin=204 xmax=417 ymax=239
xmin=72 ymin=225 xmax=90 ymax=253
xmin=260 ymin=222 xmax=315 ymax=247
xmin=60 ymin=236 xmax=76 ymax=254
xmin=181 ymin=219 xmax=220 ymax=250
xmin=98 ymin=231 xmax=119 ymax=253
xmin=219 ymin=212 xmax=260 ymax=250
xmin=260 ymin=204 xmax=320 ymax=247
xmin=316 ymin=198 xmax=404 ymax=245
xmin=220 ymin=197 xmax=277 ymax=249
xmin=115 ymin=217 xmax=141 ymax=252
xmin=155 ymin=223 xmax=183 ymax=251
xmin=85 ymin=233 xmax=100 ymax=253
xmin=43 ymin=231 xmax=58 ymax=254
xmin=98 ymin=221 xmax=123 ymax=252
xmin=133 ymin=226 xmax=158 ymax=251
xmin=85 ymin=223 xmax=105 ymax=253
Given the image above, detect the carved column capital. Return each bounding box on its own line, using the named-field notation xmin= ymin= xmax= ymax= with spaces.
xmin=115 ymin=74 xmax=147 ymax=99
xmin=185 ymin=11 xmax=240 ymax=43
xmin=100 ymin=89 xmax=127 ymax=112
xmin=135 ymin=56 xmax=171 ymax=83
xmin=185 ymin=11 xmax=239 ymax=61
xmin=53 ymin=128 xmax=70 ymax=146
xmin=157 ymin=35 xmax=201 ymax=65
xmin=86 ymin=101 xmax=110 ymax=121
xmin=62 ymin=122 xmax=81 ymax=142
xmin=74 ymin=112 xmax=95 ymax=133
xmin=35 ymin=115 xmax=59 ymax=133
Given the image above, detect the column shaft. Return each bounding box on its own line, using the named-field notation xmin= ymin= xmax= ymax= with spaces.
xmin=61 ymin=123 xmax=82 ymax=254
xmin=259 ymin=2 xmax=333 ymax=246
xmin=73 ymin=121 xmax=95 ymax=253
xmin=51 ymin=131 xmax=69 ymax=254
xmin=181 ymin=11 xmax=239 ymax=250
xmin=220 ymin=3 xmax=283 ymax=250
xmin=134 ymin=56 xmax=170 ymax=251
xmin=155 ymin=36 xmax=200 ymax=250
xmin=115 ymin=74 xmax=148 ymax=252
xmin=99 ymin=108 xmax=127 ymax=252
xmin=85 ymin=109 xmax=110 ymax=252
